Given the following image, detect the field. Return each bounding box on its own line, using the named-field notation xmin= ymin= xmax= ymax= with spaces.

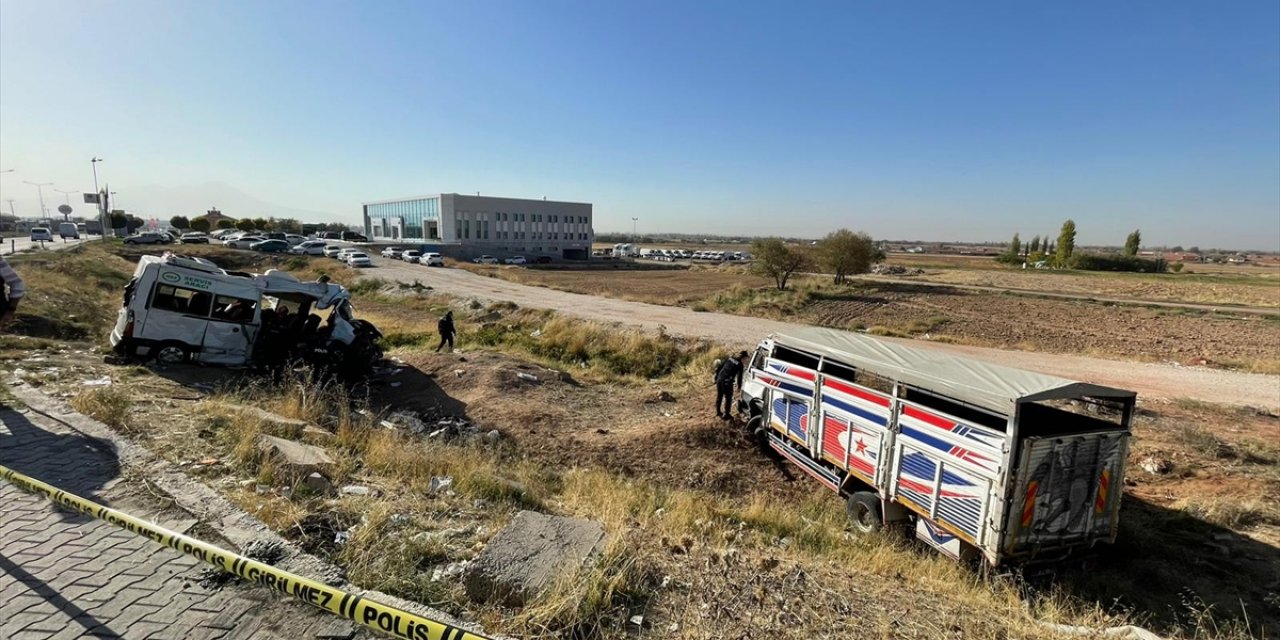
xmin=2 ymin=243 xmax=1277 ymax=638
xmin=460 ymin=262 xmax=1280 ymax=374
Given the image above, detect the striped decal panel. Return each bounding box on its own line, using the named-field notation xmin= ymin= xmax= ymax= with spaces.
xmin=821 ymin=415 xmax=880 ymax=480
xmin=770 ymin=397 xmax=809 ymax=442
xmin=897 ymin=403 xmax=1003 ymax=478
xmin=896 ymin=449 xmax=988 ymax=542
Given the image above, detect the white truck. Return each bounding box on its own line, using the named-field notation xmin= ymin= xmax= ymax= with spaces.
xmin=739 ymin=327 xmax=1135 ymax=566
xmin=109 ymin=253 xmax=382 ymax=376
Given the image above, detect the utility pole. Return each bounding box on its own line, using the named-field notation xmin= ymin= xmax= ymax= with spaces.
xmin=631 ymin=217 xmax=638 ymax=242
xmin=91 ymin=157 xmax=105 ymax=238
xmin=6 ymin=199 xmax=15 ymax=216
xmin=23 ymin=181 xmax=52 ymax=219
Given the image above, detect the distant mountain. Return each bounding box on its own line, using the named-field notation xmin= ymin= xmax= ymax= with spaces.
xmin=121 ymin=182 xmax=347 ymax=222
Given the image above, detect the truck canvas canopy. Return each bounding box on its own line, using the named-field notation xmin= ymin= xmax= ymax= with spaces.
xmin=772 ymin=327 xmax=1134 ymax=416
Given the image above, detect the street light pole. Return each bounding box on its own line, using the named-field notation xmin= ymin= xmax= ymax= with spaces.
xmin=23 ymin=181 xmax=52 ymax=219
xmin=631 ymin=217 xmax=637 ymax=242
xmin=91 ymin=157 xmax=105 ymax=238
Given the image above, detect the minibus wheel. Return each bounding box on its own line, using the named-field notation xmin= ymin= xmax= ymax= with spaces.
xmin=153 ymin=341 xmax=191 ymax=365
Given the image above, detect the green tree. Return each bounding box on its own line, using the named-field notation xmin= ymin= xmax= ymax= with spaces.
xmin=234 ymin=219 xmax=256 ymax=232
xmin=817 ymin=229 xmax=879 ymax=284
xmin=1124 ymin=229 xmax=1141 ymax=257
xmin=1028 ymin=235 xmax=1041 ymax=254
xmin=109 ymin=211 xmax=127 ymax=230
xmin=190 ymin=217 xmax=211 ymax=233
xmin=125 ymin=215 xmax=145 ymax=233
xmin=751 ymin=238 xmax=810 ymax=291
xmin=273 ymin=218 xmax=301 ymax=234
xmin=216 ymin=218 xmax=236 ymax=230
xmin=169 ymin=215 xmax=190 ymax=230
xmin=1054 ymin=219 xmax=1076 ymax=266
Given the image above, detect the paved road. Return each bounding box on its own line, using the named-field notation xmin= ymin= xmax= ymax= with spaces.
xmin=0 ymin=405 xmax=356 ymax=639
xmin=2 ymin=235 xmax=93 ymax=255
xmin=360 ymin=257 xmax=1280 ymax=410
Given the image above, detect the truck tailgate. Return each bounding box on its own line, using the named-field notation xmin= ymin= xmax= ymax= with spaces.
xmin=1005 ymin=430 xmax=1129 ymax=557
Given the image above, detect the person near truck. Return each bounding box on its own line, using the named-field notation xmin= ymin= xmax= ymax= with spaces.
xmin=715 ymin=351 xmax=748 ymax=420
xmin=435 ymin=311 xmax=456 ymax=353
xmin=0 ymin=256 xmax=27 ymax=328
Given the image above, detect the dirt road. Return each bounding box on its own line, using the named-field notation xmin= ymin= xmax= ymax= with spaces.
xmin=368 ymin=259 xmax=1280 ymax=410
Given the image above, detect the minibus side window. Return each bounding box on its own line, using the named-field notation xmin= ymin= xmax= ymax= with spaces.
xmin=150 ymin=284 xmax=213 ymax=316
xmin=211 ymin=296 xmax=259 ymax=323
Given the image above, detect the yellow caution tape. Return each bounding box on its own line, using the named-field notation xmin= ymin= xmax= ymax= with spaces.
xmin=0 ymin=463 xmax=491 ymax=640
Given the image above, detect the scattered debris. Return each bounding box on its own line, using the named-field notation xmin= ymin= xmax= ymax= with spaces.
xmin=428 ymin=475 xmax=454 ymax=495
xmin=464 ymin=510 xmax=607 ymax=606
xmin=389 ymin=513 xmax=413 ymax=527
xmin=516 ymin=372 xmax=539 ymax=383
xmin=629 ymin=615 xmax=645 ymax=627
xmin=81 ymin=377 xmax=113 ymax=387
xmin=243 ymin=539 xmax=287 ymax=565
xmin=303 ymin=472 xmax=333 ymax=494
xmin=871 ymin=264 xmax=925 ymax=276
xmin=431 ymin=560 xmax=471 ymax=582
xmin=646 ymin=390 xmax=676 ymax=403
xmin=340 ymin=485 xmax=371 ymax=496
xmin=483 ymin=429 xmax=501 ymax=444
xmin=1139 ymin=456 xmax=1172 ymax=475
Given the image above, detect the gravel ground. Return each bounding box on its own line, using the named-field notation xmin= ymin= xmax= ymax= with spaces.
xmin=365 ymin=258 xmax=1280 ymax=411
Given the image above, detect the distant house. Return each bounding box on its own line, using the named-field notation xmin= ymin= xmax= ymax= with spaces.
xmin=202 ymin=207 xmax=236 ymax=228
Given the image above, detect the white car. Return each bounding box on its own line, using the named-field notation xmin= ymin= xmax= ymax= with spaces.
xmin=345 ymin=252 xmax=372 ymax=267
xmin=223 ymin=236 xmax=265 ymax=249
xmin=323 ymin=245 xmax=344 ymax=258
xmin=290 ymin=240 xmax=328 ymax=256
xmin=401 ymin=250 xmax=422 ymax=263
xmin=284 ymin=234 xmax=307 ymax=246
xmin=336 ymin=247 xmax=359 ymax=261
xmin=473 ymin=255 xmax=499 ymax=264
xmin=380 ymin=247 xmax=405 ymax=259
xmin=503 ymin=256 xmax=527 ymax=265
xmin=421 ymin=252 xmax=444 ymax=267
xmin=29 ymin=227 xmax=53 ymax=242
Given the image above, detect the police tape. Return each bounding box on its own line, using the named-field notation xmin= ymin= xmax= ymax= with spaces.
xmin=0 ymin=463 xmax=491 ymax=640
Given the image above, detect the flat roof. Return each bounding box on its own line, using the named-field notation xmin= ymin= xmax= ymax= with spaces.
xmin=773 ymin=327 xmax=1135 ymax=415
xmin=362 ymin=193 xmax=591 ymax=207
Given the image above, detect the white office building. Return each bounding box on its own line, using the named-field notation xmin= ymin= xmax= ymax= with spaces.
xmin=362 ymin=193 xmax=593 ymax=261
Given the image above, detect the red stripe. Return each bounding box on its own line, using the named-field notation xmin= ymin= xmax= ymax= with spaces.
xmin=822 ymin=379 xmax=891 ymax=407
xmin=778 ymin=366 xmax=816 ymax=382
xmin=902 ymin=405 xmax=955 ymax=430
xmin=897 ymin=477 xmax=970 ymax=498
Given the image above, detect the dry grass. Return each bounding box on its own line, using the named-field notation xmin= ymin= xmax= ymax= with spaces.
xmin=70 ymin=387 xmax=133 ymax=430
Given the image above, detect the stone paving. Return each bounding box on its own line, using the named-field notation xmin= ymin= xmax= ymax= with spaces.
xmin=0 ymin=404 xmax=360 ymax=639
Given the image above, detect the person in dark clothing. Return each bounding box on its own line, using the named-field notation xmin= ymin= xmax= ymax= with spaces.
xmin=715 ymin=351 xmax=749 ymax=419
xmin=435 ymin=311 xmax=456 ymax=353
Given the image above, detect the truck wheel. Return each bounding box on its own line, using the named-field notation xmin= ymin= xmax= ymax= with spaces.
xmin=153 ymin=341 xmax=191 ymax=365
xmin=846 ymin=492 xmax=882 ymax=535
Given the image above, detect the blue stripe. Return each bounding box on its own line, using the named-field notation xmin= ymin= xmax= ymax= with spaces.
xmin=822 ymin=395 xmax=888 ymax=427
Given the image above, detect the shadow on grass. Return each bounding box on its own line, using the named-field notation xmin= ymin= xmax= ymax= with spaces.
xmin=1040 ymin=496 xmax=1278 ymax=637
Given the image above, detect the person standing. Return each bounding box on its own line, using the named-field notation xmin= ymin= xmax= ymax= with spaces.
xmin=715 ymin=350 xmax=749 ymax=420
xmin=435 ymin=311 xmax=456 ymax=353
xmin=0 ymin=256 xmax=27 ymax=328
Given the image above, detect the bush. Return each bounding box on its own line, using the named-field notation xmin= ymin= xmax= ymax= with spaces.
xmin=1069 ymin=254 xmax=1167 ymax=273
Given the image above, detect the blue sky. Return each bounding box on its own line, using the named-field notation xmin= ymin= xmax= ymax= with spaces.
xmin=1 ymin=1 xmax=1277 ymax=249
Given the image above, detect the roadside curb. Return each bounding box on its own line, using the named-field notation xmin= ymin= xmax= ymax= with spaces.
xmin=6 ymin=380 xmax=499 ymax=640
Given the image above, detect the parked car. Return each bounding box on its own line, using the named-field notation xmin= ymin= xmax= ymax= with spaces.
xmin=124 ymin=232 xmax=171 ymax=245
xmin=345 ymin=252 xmax=372 ymax=267
xmin=285 ymin=234 xmax=307 ymax=246
xmin=290 ymin=240 xmax=328 ymax=256
xmin=401 ymin=250 xmax=422 ymax=263
xmin=180 ymin=233 xmax=209 ymax=244
xmin=223 ymin=236 xmax=265 ymax=249
xmin=473 ymin=255 xmax=499 ymax=264
xmin=341 ymin=231 xmax=368 ymax=242
xmin=380 ymin=247 xmax=405 ymax=259
xmin=534 ymin=256 xmax=553 ymax=264
xmin=421 ymin=252 xmax=444 ymax=267
xmin=29 ymin=227 xmax=53 ymax=242
xmin=503 ymin=256 xmax=527 ymax=265
xmin=321 ymin=231 xmax=342 ymax=240
xmin=250 ymin=239 xmax=291 ymax=253
xmin=336 ymin=247 xmax=360 ymax=261
xmin=323 ymin=245 xmax=344 ymax=258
